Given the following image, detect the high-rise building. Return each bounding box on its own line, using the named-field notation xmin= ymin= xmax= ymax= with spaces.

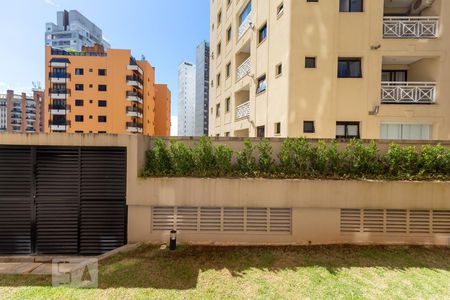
xmin=45 ymin=10 xmax=110 ymax=51
xmin=195 ymin=41 xmax=210 ymax=136
xmin=154 ymin=84 xmax=171 ymax=136
xmin=45 ymin=45 xmax=170 ymax=135
xmin=0 ymin=89 xmax=44 ymax=133
xmin=177 ymin=61 xmax=196 ymax=136
xmin=210 ymin=0 xmax=450 ymax=140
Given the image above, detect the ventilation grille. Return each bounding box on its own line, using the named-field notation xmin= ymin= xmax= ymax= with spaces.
xmin=152 ymin=207 xmax=291 ymax=234
xmin=341 ymin=209 xmax=449 ymax=235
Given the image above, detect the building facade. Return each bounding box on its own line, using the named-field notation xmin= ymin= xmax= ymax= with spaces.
xmin=0 ymin=90 xmax=43 ymax=133
xmin=195 ymin=41 xmax=210 ymax=136
xmin=45 ymin=46 xmax=170 ymax=135
xmin=45 ymin=10 xmax=110 ymax=51
xmin=154 ymin=84 xmax=171 ymax=136
xmin=177 ymin=61 xmax=196 ymax=136
xmin=209 ymin=0 xmax=450 ymax=140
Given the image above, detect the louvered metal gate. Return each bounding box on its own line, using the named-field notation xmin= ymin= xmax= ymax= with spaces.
xmin=0 ymin=146 xmax=127 ymax=255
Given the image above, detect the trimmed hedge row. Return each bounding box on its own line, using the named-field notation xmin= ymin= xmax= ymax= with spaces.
xmin=142 ymin=138 xmax=450 ymax=180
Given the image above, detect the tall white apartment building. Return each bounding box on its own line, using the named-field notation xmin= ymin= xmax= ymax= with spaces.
xmin=177 ymin=62 xmax=196 ymax=136
xmin=195 ymin=41 xmax=211 ymax=136
xmin=45 ymin=10 xmax=110 ymax=51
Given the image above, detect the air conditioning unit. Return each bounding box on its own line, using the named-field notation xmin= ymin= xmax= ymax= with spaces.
xmin=409 ymin=0 xmax=435 ymax=15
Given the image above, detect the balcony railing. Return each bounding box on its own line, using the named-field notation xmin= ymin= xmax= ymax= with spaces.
xmin=49 ymin=104 xmax=71 ymax=110
xmin=49 ymin=72 xmax=71 ymax=79
xmin=126 ymin=106 xmax=143 ymax=114
xmin=236 ymin=101 xmax=250 ymax=120
xmin=383 ymin=17 xmax=439 ymax=39
xmin=49 ymin=120 xmax=71 ymax=126
xmin=236 ymin=57 xmax=251 ymax=82
xmin=238 ymin=15 xmax=251 ymax=40
xmin=126 ymin=75 xmax=144 ymax=85
xmin=49 ymin=88 xmax=70 ymax=95
xmin=381 ymin=82 xmax=436 ymax=104
xmin=126 ymin=122 xmax=143 ymax=128
xmin=126 ymin=91 xmax=143 ymax=98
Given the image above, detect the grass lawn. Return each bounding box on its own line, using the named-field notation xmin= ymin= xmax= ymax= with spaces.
xmin=0 ymin=244 xmax=449 ymax=299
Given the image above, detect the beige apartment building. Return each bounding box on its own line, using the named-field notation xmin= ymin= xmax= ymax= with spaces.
xmin=209 ymin=0 xmax=450 ymax=140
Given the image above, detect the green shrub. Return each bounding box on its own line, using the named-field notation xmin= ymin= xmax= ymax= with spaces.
xmin=278 ymin=139 xmax=295 ymax=175
xmin=384 ymin=144 xmax=419 ymax=178
xmin=236 ymin=139 xmax=257 ymax=175
xmin=144 ymin=139 xmax=172 ymax=176
xmin=312 ymin=140 xmax=342 ymax=177
xmin=170 ymin=141 xmax=195 ymax=176
xmin=215 ymin=145 xmax=234 ymax=177
xmin=418 ymin=144 xmax=450 ymax=178
xmin=343 ymin=140 xmax=381 ymax=177
xmin=194 ymin=137 xmax=218 ymax=177
xmin=257 ymin=139 xmax=274 ymax=174
xmin=291 ymin=138 xmax=314 ymax=176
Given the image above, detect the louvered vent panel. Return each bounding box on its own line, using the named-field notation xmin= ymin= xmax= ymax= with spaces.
xmin=247 ymin=208 xmax=268 ymax=232
xmin=176 ymin=207 xmax=198 ymax=231
xmin=0 ymin=147 xmax=32 ymax=255
xmin=152 ymin=207 xmax=175 ymax=231
xmin=363 ymin=209 xmax=384 ymax=233
xmin=432 ymin=210 xmax=450 ymax=234
xmin=199 ymin=207 xmax=221 ymax=231
xmin=409 ymin=210 xmax=431 ymax=234
xmin=386 ymin=209 xmax=407 ymax=233
xmin=340 ymin=209 xmax=361 ymax=233
xmin=223 ymin=208 xmax=245 ymax=232
xmin=35 ymin=148 xmax=79 ymax=255
xmin=269 ymin=208 xmax=291 ymax=233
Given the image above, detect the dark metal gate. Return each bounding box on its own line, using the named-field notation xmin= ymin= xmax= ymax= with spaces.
xmin=0 ymin=146 xmax=127 ymax=255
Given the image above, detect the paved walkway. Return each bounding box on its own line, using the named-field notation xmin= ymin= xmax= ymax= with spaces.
xmin=0 ymin=262 xmax=52 ymax=275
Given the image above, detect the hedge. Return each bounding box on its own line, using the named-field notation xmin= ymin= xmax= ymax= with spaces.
xmin=142 ymin=138 xmax=450 ymax=181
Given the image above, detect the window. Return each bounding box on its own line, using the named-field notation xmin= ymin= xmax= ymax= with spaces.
xmin=75 ymin=99 xmax=84 ymax=106
xmin=240 ymin=2 xmax=252 ymax=25
xmin=98 ymin=131 xmax=107 ymax=134
xmin=305 ymin=57 xmax=316 ymax=68
xmin=340 ymin=0 xmax=363 ymax=12
xmin=75 ymin=131 xmax=84 ymax=133
xmin=98 ymin=69 xmax=107 ymax=76
xmin=338 ymin=58 xmax=362 ymax=78
xmin=75 ymin=84 xmax=84 ymax=91
xmin=75 ymin=68 xmax=84 ymax=75
xmin=89 ymin=84 xmax=93 ymax=88
xmin=217 ymin=42 xmax=222 ymax=56
xmin=89 ymin=115 xmax=93 ymax=119
xmin=258 ymin=23 xmax=268 ymax=44
xmin=75 ymin=115 xmax=84 ymax=122
xmin=225 ymin=97 xmax=231 ymax=112
xmin=98 ymin=116 xmax=107 ymax=123
xmin=226 ymin=62 xmax=231 ymax=78
xmin=98 ymin=100 xmax=107 ymax=107
xmin=336 ymin=122 xmax=360 ymax=139
xmin=382 ymin=70 xmax=407 ymax=82
xmin=216 ymin=103 xmax=220 ymax=117
xmin=304 ymin=121 xmax=315 ymax=133
xmin=217 ymin=10 xmax=222 ymax=25
xmin=227 ymin=26 xmax=232 ymax=42
xmin=380 ymin=123 xmax=432 ymax=140
xmin=277 ymin=2 xmax=284 ymax=17
xmin=89 ymin=68 xmax=93 ymax=72
xmin=225 ymin=132 xmax=230 ymax=137
xmin=217 ymin=73 xmax=221 ymax=87
xmin=275 ymin=122 xmax=281 ymax=135
xmin=98 ymin=85 xmax=107 ymax=91
xmin=257 ymin=126 xmax=265 ymax=138
xmin=276 ymin=63 xmax=283 ymax=76
xmin=256 ymin=75 xmax=267 ymax=94
xmin=307 ymin=0 xmax=319 ymax=2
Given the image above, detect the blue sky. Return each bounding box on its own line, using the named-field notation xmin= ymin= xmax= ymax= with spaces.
xmin=0 ymin=0 xmax=210 ymax=120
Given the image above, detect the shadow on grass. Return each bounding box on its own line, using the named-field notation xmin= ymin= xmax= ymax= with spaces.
xmin=0 ymin=244 xmax=449 ymax=290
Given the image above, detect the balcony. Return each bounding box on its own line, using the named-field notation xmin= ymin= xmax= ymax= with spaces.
xmin=126 ymin=76 xmax=144 ymax=89
xmin=126 ymin=106 xmax=143 ymax=118
xmin=49 ymin=104 xmax=70 ymax=115
xmin=236 ymin=57 xmax=251 ymax=82
xmin=49 ymin=120 xmax=70 ymax=132
xmin=126 ymin=122 xmax=143 ymax=133
xmin=49 ymin=88 xmax=70 ymax=99
xmin=236 ymin=101 xmax=250 ymax=120
xmin=238 ymin=15 xmax=251 ymax=40
xmin=127 ymin=63 xmax=144 ymax=75
xmin=381 ymin=82 xmax=436 ymax=104
xmin=383 ymin=17 xmax=439 ymax=39
xmin=126 ymin=91 xmax=144 ymax=104
xmin=49 ymin=72 xmax=71 ymax=83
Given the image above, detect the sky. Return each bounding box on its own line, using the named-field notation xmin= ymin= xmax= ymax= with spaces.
xmin=0 ymin=0 xmax=210 ymax=132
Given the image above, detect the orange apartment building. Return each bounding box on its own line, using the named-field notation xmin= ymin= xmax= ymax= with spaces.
xmin=45 ymin=45 xmax=170 ymax=135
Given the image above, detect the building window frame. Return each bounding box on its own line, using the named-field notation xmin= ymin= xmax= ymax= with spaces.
xmin=336 ymin=122 xmax=360 ymax=139
xmin=338 ymin=58 xmax=362 ymax=78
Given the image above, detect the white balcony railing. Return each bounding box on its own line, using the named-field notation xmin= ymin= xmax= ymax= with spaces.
xmin=236 ymin=101 xmax=250 ymax=120
xmin=238 ymin=16 xmax=251 ymax=40
xmin=381 ymin=82 xmax=436 ymax=104
xmin=236 ymin=57 xmax=251 ymax=82
xmin=383 ymin=17 xmax=439 ymax=39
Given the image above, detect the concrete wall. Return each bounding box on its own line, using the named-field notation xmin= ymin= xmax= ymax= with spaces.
xmin=1 ymin=133 xmax=449 ymax=246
